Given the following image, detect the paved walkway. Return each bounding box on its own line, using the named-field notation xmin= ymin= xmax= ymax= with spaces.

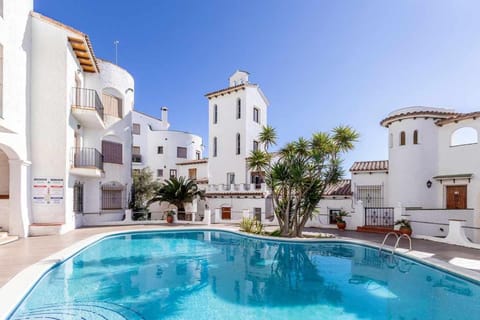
xmin=1 ymin=225 xmax=480 ymax=288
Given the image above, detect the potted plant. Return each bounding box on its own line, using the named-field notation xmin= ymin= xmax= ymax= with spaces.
xmin=166 ymin=211 xmax=175 ymax=224
xmin=336 ymin=211 xmax=349 ymax=230
xmin=395 ymin=219 xmax=412 ymax=236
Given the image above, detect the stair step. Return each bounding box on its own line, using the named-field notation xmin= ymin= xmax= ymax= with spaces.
xmin=0 ymin=235 xmax=19 ymax=246
xmin=357 ymin=226 xmax=400 ymax=234
xmin=29 ymin=223 xmax=66 ymax=236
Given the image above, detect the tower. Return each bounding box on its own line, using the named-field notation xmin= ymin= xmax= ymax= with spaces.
xmin=205 ymin=71 xmax=269 ymax=185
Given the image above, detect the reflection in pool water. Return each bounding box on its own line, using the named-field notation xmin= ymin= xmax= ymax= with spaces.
xmin=9 ymin=231 xmax=480 ymax=320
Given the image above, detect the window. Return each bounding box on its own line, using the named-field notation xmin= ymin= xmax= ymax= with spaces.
xmin=399 ymin=131 xmax=406 ymax=146
xmin=73 ymin=182 xmax=84 ymax=213
xmin=253 ymin=107 xmax=260 ymax=123
xmin=102 ymin=93 xmax=123 ymax=118
xmin=329 ymin=209 xmax=341 ymax=224
xmin=0 ymin=44 xmax=3 ymax=118
xmin=213 ymin=137 xmax=218 ymax=157
xmin=169 ymin=169 xmax=177 ymax=178
xmin=227 ymin=172 xmax=235 ymax=185
xmin=177 ymin=147 xmax=187 ymax=158
xmin=132 ymin=123 xmax=141 ymax=135
xmin=101 ymin=182 xmax=124 ymax=209
xmin=157 ymin=146 xmax=164 ymax=154
xmin=213 ymin=104 xmax=218 ymax=124
xmin=102 ymin=190 xmax=123 ymax=209
xmin=236 ymin=133 xmax=241 ymax=155
xmin=237 ymin=99 xmax=241 ymax=119
xmin=189 ymin=168 xmax=197 ymax=180
xmin=157 ymin=169 xmax=163 ymax=178
xmin=196 ymin=151 xmax=201 ymax=160
xmin=102 ymin=140 xmax=123 ymax=164
xmin=451 ymin=127 xmax=478 ymax=146
xmin=413 ymin=130 xmax=418 ymax=144
xmin=253 ymin=140 xmax=259 ymax=151
xmin=132 ymin=146 xmax=141 ymax=162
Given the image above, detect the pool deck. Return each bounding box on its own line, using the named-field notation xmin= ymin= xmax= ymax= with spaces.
xmin=1 ymin=224 xmax=480 ymax=289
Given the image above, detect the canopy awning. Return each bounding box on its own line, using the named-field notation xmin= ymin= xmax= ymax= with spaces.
xmin=432 ymin=173 xmax=473 ymax=183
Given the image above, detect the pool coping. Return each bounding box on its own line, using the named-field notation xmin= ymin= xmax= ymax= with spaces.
xmin=1 ymin=225 xmax=479 ymax=319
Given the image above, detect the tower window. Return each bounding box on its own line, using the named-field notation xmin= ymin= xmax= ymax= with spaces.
xmin=236 ymin=133 xmax=241 ymax=155
xmin=399 ymin=131 xmax=406 ymax=146
xmin=413 ymin=130 xmax=418 ymax=144
xmin=237 ymin=99 xmax=241 ymax=119
xmin=213 ymin=104 xmax=218 ymax=124
xmin=253 ymin=140 xmax=259 ymax=151
xmin=253 ymin=107 xmax=260 ymax=123
xmin=157 ymin=146 xmax=164 ymax=154
xmin=213 ymin=137 xmax=218 ymax=157
xmin=177 ymin=147 xmax=187 ymax=158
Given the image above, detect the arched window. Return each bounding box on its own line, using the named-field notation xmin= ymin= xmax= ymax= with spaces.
xmin=213 ymin=104 xmax=218 ymax=124
xmin=236 ymin=99 xmax=241 ymax=119
xmin=451 ymin=127 xmax=478 ymax=146
xmin=399 ymin=131 xmax=406 ymax=146
xmin=213 ymin=137 xmax=218 ymax=157
xmin=236 ymin=133 xmax=241 ymax=155
xmin=413 ymin=130 xmax=419 ymax=144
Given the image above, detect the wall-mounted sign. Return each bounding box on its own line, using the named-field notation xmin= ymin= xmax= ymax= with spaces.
xmin=32 ymin=178 xmax=64 ymax=205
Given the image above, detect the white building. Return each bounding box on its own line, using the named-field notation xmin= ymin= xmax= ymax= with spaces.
xmin=350 ymin=107 xmax=480 ymax=242
xmin=0 ymin=3 xmax=134 ymax=237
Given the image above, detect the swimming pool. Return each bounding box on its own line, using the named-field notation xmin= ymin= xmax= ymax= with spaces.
xmin=8 ymin=230 xmax=480 ymax=319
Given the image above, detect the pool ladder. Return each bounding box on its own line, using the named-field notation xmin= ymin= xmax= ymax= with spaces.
xmin=379 ymin=232 xmax=412 ymax=255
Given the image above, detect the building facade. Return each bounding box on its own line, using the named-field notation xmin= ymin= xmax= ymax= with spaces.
xmin=0 ymin=3 xmax=134 ymax=237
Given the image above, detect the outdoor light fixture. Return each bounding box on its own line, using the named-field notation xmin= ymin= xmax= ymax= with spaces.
xmin=426 ymin=180 xmax=432 ymax=188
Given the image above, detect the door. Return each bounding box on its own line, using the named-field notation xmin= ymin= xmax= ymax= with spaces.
xmin=446 ymin=185 xmax=467 ymax=209
xmin=221 ymin=207 xmax=231 ymax=220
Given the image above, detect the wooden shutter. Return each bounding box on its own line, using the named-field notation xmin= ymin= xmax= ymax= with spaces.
xmin=102 ymin=141 xmax=123 ymax=164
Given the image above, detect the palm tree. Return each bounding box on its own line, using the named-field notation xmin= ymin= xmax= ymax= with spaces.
xmin=149 ymin=176 xmax=205 ymax=220
xmin=258 ymin=125 xmax=277 ymax=151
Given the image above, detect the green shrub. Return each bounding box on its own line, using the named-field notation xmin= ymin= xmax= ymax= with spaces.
xmin=240 ymin=217 xmax=264 ymax=234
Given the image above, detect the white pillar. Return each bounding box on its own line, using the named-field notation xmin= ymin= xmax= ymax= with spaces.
xmin=394 ymin=202 xmax=404 ymax=222
xmin=351 ymin=200 xmax=364 ymax=228
xmin=204 ymin=209 xmax=211 ymax=225
xmin=8 ymin=160 xmax=31 ymax=237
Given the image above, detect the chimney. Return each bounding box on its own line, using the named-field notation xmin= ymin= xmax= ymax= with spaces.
xmin=161 ymin=107 xmax=168 ymax=123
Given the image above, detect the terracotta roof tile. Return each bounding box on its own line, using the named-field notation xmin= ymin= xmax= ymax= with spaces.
xmin=350 ymin=160 xmax=389 ymax=172
xmin=380 ymin=109 xmax=457 ymax=127
xmin=323 ymin=179 xmax=352 ymax=196
xmin=436 ymin=111 xmax=480 ymax=126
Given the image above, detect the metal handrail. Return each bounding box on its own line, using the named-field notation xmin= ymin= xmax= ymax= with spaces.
xmin=394 ymin=234 xmax=412 ymax=253
xmin=379 ymin=232 xmax=399 ymax=253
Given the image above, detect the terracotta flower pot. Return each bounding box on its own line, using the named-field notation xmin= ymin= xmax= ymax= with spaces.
xmin=166 ymin=215 xmax=174 ymax=224
xmin=337 ymin=221 xmax=346 ymax=230
xmin=399 ymin=226 xmax=412 ymax=236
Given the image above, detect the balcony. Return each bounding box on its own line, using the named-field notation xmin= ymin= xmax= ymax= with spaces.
xmin=71 ymin=87 xmax=105 ymax=129
xmin=70 ymin=147 xmax=104 ymax=177
xmin=132 ymin=154 xmax=142 ymax=163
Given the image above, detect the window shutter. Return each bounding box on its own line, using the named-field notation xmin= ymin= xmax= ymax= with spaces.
xmin=102 ymin=141 xmax=123 ymax=164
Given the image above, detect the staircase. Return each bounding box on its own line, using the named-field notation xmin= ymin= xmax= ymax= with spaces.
xmin=0 ymin=228 xmax=19 ymax=246
xmin=29 ymin=223 xmax=68 ymax=236
xmin=357 ymin=225 xmax=401 ymax=235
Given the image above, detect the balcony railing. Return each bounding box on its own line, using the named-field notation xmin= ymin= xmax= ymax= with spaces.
xmin=71 ymin=147 xmax=104 ymax=171
xmin=72 ymin=87 xmax=104 ymax=121
xmin=132 ymin=154 xmax=142 ymax=163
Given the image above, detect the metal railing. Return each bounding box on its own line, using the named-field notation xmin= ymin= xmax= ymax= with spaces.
xmin=364 ymin=207 xmax=394 ymax=227
xmin=71 ymin=147 xmax=104 ymax=171
xmin=71 ymin=87 xmax=104 ymax=121
xmin=132 ymin=154 xmax=142 ymax=163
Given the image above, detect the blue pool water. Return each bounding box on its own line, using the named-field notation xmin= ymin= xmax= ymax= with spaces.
xmin=9 ymin=230 xmax=480 ymax=319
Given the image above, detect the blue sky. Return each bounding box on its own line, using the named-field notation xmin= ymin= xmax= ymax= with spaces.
xmin=35 ymin=0 xmax=480 ymax=171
